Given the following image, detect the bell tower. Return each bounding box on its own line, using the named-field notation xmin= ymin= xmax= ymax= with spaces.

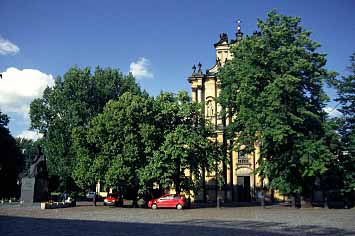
xmin=187 ymin=20 xmax=262 ymax=203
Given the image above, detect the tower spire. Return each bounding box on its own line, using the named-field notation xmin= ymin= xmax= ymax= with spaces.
xmin=236 ymin=19 xmax=243 ymax=41
xmin=237 ymin=19 xmax=241 ymax=32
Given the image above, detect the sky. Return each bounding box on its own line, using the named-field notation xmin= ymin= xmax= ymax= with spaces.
xmin=0 ymin=0 xmax=354 ymax=139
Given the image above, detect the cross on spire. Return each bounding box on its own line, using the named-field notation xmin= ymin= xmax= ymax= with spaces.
xmin=236 ymin=19 xmax=241 ymax=33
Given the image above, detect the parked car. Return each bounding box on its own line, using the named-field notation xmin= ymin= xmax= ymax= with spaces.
xmin=148 ymin=194 xmax=185 ymax=210
xmin=86 ymin=191 xmax=96 ymax=200
xmin=104 ymin=194 xmax=120 ymax=206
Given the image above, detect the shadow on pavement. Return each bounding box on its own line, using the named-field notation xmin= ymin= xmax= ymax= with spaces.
xmin=0 ymin=216 xmax=353 ymax=236
xmin=171 ymin=219 xmax=354 ymax=236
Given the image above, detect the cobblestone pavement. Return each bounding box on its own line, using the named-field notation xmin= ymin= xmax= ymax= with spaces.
xmin=0 ymin=203 xmax=354 ymax=236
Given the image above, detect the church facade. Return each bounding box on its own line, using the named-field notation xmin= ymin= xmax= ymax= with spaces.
xmin=187 ymin=21 xmax=262 ymax=203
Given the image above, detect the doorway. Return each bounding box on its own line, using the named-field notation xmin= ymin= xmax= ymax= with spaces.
xmin=236 ymin=176 xmax=251 ymax=202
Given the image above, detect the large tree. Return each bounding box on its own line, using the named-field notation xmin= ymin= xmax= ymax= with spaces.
xmin=219 ymin=11 xmax=335 ymax=198
xmin=333 ymin=53 xmax=355 ymax=195
xmin=30 ymin=66 xmax=141 ymax=191
xmin=73 ymin=91 xmax=221 ymax=201
xmin=72 ymin=92 xmax=156 ymax=201
xmin=140 ymin=91 xmax=220 ymax=196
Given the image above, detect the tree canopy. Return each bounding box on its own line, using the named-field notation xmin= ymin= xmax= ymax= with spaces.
xmin=219 ymin=10 xmax=335 ymax=195
xmin=30 ymin=66 xmax=142 ymax=191
xmin=72 ymin=91 xmax=220 ymax=200
xmin=332 ymin=53 xmax=355 ymax=194
xmin=141 ymin=91 xmax=221 ymax=195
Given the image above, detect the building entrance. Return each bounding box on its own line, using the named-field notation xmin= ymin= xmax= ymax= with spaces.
xmin=236 ymin=176 xmax=251 ymax=202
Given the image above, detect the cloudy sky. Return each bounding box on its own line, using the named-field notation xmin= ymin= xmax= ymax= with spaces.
xmin=1 ymin=0 xmax=355 ymax=139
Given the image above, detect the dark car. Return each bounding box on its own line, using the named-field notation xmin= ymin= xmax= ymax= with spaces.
xmin=104 ymin=194 xmax=120 ymax=206
xmin=148 ymin=194 xmax=185 ymax=210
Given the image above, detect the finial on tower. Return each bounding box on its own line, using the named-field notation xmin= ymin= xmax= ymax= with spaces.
xmin=235 ymin=19 xmax=243 ymax=41
xmin=192 ymin=64 xmax=196 ymax=75
xmin=197 ymin=62 xmax=203 ymax=75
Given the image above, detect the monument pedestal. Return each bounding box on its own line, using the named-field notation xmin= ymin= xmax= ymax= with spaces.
xmin=21 ymin=177 xmax=49 ymax=203
xmin=21 ymin=177 xmax=35 ymax=203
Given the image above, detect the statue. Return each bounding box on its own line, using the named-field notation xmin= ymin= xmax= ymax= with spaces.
xmin=206 ymin=100 xmax=214 ymax=117
xmin=219 ymin=33 xmax=228 ymax=42
xmin=216 ymin=58 xmax=221 ymax=67
xmin=21 ymin=145 xmax=49 ymax=203
xmin=192 ymin=64 xmax=196 ymax=75
xmin=29 ymin=146 xmax=47 ymax=178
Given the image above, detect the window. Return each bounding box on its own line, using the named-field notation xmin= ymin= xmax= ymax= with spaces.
xmin=238 ymin=150 xmax=249 ymax=165
xmin=161 ymin=195 xmax=174 ymax=200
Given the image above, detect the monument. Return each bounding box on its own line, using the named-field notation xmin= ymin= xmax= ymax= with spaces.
xmin=21 ymin=146 xmax=49 ymax=203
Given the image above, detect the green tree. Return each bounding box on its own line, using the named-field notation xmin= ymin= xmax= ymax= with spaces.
xmin=219 ymin=11 xmax=335 ymax=200
xmin=333 ymin=53 xmax=355 ymax=195
xmin=0 ymin=111 xmax=20 ymax=198
xmin=30 ymin=66 xmax=141 ymax=191
xmin=73 ymin=92 xmax=156 ymax=202
xmin=141 ymin=91 xmax=221 ymax=196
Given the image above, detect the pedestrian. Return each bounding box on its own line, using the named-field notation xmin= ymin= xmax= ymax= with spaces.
xmin=93 ymin=192 xmax=97 ymax=206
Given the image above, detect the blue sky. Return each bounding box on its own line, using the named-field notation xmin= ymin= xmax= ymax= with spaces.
xmin=0 ymin=0 xmax=354 ymax=138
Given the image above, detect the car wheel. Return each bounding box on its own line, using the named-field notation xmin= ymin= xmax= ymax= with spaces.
xmin=176 ymin=204 xmax=183 ymax=210
xmin=104 ymin=203 xmax=106 ymax=206
xmin=151 ymin=203 xmax=157 ymax=210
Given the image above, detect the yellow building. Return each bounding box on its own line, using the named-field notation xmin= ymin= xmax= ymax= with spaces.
xmin=187 ymin=21 xmax=262 ymax=203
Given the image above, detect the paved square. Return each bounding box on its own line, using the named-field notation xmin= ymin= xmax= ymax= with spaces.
xmin=1 ymin=203 xmax=354 ymax=236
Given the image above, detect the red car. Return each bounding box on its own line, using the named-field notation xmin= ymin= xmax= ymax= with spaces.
xmin=103 ymin=194 xmax=120 ymax=206
xmin=148 ymin=194 xmax=185 ymax=210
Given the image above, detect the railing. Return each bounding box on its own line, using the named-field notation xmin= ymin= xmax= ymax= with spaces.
xmin=237 ymin=158 xmax=250 ymax=165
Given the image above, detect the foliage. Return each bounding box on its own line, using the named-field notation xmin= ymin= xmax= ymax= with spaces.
xmin=30 ymin=66 xmax=141 ymax=191
xmin=332 ymin=53 xmax=355 ymax=194
xmin=0 ymin=111 xmax=20 ymax=198
xmin=219 ymin=10 xmax=335 ymax=195
xmin=72 ymin=90 xmax=221 ymax=199
xmin=140 ymin=91 xmax=221 ymax=195
xmin=72 ymin=92 xmax=155 ymax=199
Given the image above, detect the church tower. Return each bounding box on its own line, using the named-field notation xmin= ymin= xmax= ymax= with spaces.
xmin=187 ymin=20 xmax=262 ymax=203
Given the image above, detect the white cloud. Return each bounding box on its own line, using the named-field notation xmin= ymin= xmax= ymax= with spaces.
xmin=16 ymin=130 xmax=43 ymax=141
xmin=0 ymin=36 xmax=20 ymax=55
xmin=0 ymin=67 xmax=54 ymax=137
xmin=323 ymin=106 xmax=342 ymax=118
xmin=129 ymin=57 xmax=154 ymax=79
xmin=0 ymin=67 xmax=55 ymax=113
